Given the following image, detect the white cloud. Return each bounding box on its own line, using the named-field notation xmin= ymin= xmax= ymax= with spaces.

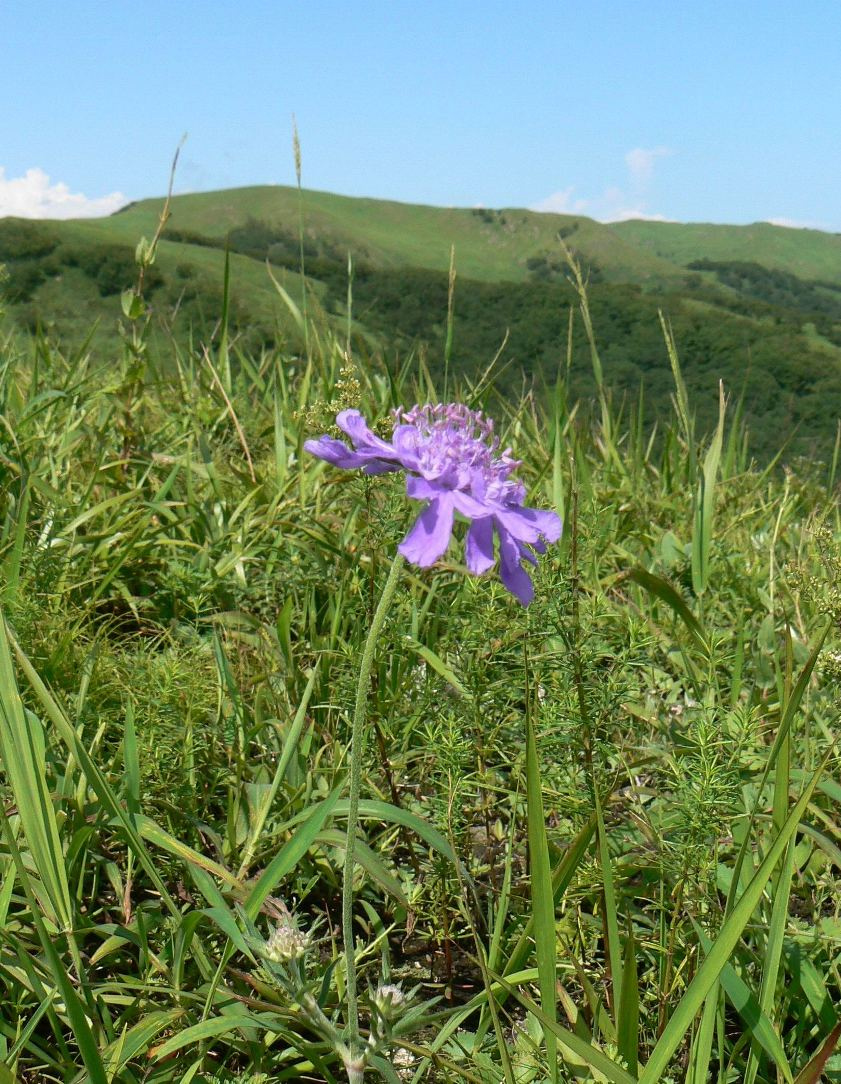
xmin=0 ymin=167 xmax=127 ymax=220
xmin=607 ymin=207 xmax=672 ymax=223
xmin=625 ymin=146 xmax=671 ymax=187
xmin=530 ymin=186 xmax=592 ymax=215
xmin=764 ymin=215 xmax=822 ymax=230
xmin=531 ymin=146 xmax=674 ymax=223
xmin=530 ymin=185 xmax=672 ymax=223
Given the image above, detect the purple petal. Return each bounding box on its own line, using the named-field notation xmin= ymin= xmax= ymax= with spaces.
xmin=406 ymin=475 xmax=444 ymax=502
xmin=526 ymin=507 xmax=563 ymax=542
xmin=519 ymin=543 xmax=538 ymax=567
xmin=498 ymin=527 xmax=535 ymax=606
xmin=304 ymin=436 xmax=399 ymax=474
xmin=363 ymin=461 xmax=402 ymax=474
xmin=465 ymin=517 xmax=495 ymax=574
xmin=304 ymin=436 xmax=372 ymax=469
xmin=398 ymin=495 xmax=455 ymax=567
xmin=392 ymin=425 xmax=423 ymax=470
xmin=337 ymin=410 xmax=400 ymax=459
xmin=451 ymin=489 xmax=494 ymax=519
xmin=493 ymin=504 xmax=562 ymax=546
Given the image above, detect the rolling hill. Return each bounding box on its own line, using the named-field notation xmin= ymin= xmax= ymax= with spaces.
xmin=3 ymin=184 xmax=841 ymax=462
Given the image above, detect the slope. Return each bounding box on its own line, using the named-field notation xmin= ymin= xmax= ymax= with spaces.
xmin=115 ymin=186 xmax=684 ymax=285
xmin=612 ymin=219 xmax=841 ymax=286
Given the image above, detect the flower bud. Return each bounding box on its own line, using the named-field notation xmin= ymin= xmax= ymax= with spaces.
xmin=372 ymin=982 xmax=407 ymax=1016
xmin=260 ymin=919 xmax=312 ymax=963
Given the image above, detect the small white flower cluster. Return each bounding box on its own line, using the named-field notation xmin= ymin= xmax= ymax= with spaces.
xmin=372 ymin=982 xmax=406 ymax=1014
xmin=260 ymin=919 xmax=312 ymax=964
xmin=820 ymin=648 xmax=841 ymax=681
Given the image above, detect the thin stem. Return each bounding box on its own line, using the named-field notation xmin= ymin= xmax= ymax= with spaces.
xmin=343 ymin=551 xmax=405 ymax=1062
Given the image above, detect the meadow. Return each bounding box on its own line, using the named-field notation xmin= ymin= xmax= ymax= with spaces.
xmin=0 ymin=211 xmax=840 ymax=1084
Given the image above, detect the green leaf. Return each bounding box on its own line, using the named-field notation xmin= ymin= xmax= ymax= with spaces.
xmin=245 ymin=787 xmax=342 ymax=918
xmin=505 ymin=814 xmax=597 ymax=978
xmin=132 ymin=815 xmax=242 ymax=888
xmin=315 ymin=827 xmax=407 ymax=905
xmin=237 ymin=661 xmax=320 ymax=876
xmin=403 ymin=637 xmax=469 ymax=699
xmin=151 ymin=1011 xmax=265 ymax=1059
xmin=743 ymin=837 xmax=796 ymax=1084
xmin=0 ymin=811 xmax=108 ymax=1084
xmin=628 ymin=567 xmax=708 ymax=654
xmin=595 ymin=787 xmax=623 ymax=1032
xmin=6 ymin=624 xmax=214 ymax=977
xmin=0 ymin=615 xmax=72 ymax=932
xmin=695 ymin=924 xmax=793 ymax=1082
xmin=686 ymin=986 xmax=718 ymax=1084
xmin=100 ymin=1011 xmax=183 ymax=1074
xmin=120 ymin=287 xmax=145 ymax=320
xmin=488 ymin=970 xmax=637 ymax=1084
xmin=330 ymin=798 xmax=463 ymax=869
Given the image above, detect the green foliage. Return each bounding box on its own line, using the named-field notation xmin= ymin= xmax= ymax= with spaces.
xmin=689 ymin=257 xmax=841 ymax=319
xmin=0 ymin=241 xmax=841 ymax=1081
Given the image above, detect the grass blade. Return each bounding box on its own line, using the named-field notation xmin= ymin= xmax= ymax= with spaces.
xmin=638 ymin=755 xmax=829 ymax=1084
xmin=617 ymin=923 xmax=639 ymax=1076
xmin=526 ymin=710 xmax=558 ymax=1081
xmin=237 ymin=662 xmax=320 ymax=876
xmin=691 ymin=382 xmax=725 ymax=597
xmin=0 ymin=614 xmax=72 ymax=933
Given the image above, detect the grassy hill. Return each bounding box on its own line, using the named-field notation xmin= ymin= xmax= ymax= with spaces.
xmin=3 ymin=184 xmax=841 ymax=462
xmin=0 ymin=214 xmax=311 ymax=356
xmin=613 ymin=218 xmax=841 ymax=285
xmin=115 ymin=186 xmax=684 ymax=284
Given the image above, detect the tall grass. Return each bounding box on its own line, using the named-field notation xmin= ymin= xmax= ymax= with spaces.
xmin=0 ymin=248 xmax=838 ymax=1084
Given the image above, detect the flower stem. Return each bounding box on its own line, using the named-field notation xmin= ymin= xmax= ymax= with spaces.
xmin=343 ymin=551 xmax=405 ymax=1062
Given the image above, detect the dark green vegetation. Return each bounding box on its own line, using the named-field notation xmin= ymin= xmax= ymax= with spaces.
xmin=0 ymin=234 xmax=841 ymax=1080
xmin=3 ymin=185 xmax=841 ymax=463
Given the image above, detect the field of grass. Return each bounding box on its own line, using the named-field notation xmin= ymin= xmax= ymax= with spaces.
xmin=0 ymin=232 xmax=840 ymax=1082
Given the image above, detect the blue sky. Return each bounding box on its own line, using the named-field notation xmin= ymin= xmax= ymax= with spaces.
xmin=2 ymin=1 xmax=840 ymax=229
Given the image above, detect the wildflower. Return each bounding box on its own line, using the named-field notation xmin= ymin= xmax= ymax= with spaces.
xmin=260 ymin=918 xmax=312 ymax=963
xmin=372 ymin=982 xmax=408 ymax=1015
xmin=304 ymin=404 xmax=562 ymax=604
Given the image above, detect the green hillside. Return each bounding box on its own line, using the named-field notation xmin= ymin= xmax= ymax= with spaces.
xmin=613 ymin=218 xmax=841 ymax=285
xmin=0 ymin=215 xmax=311 ymax=355
xmin=3 ymin=184 xmax=841 ymax=464
xmin=116 ymin=186 xmax=684 ymax=284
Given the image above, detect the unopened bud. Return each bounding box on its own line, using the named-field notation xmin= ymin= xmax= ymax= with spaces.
xmin=260 ymin=919 xmax=311 ymax=963
xmin=372 ymin=982 xmax=407 ymax=1016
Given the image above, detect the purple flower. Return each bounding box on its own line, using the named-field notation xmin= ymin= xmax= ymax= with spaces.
xmin=304 ymin=403 xmax=562 ymax=605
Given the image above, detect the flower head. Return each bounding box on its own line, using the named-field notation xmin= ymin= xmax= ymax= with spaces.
xmin=260 ymin=918 xmax=312 ymax=963
xmin=373 ymin=982 xmax=407 ymax=1012
xmin=305 ymin=404 xmax=562 ymax=605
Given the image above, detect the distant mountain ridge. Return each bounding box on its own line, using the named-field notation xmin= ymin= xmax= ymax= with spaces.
xmin=3 ymin=184 xmax=841 ymax=463
xmin=110 ymin=184 xmax=841 ymax=287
